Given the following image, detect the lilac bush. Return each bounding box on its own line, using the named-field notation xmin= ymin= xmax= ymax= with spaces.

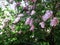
xmin=0 ymin=0 xmax=60 ymax=45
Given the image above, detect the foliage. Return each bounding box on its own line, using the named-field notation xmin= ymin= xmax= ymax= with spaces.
xmin=0 ymin=0 xmax=60 ymax=45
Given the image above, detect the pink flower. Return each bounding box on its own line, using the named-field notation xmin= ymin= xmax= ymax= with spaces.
xmin=9 ymin=0 xmax=13 ymax=3
xmin=50 ymin=17 xmax=59 ymax=27
xmin=46 ymin=10 xmax=53 ymax=15
xmin=29 ymin=5 xmax=36 ymax=10
xmin=13 ymin=17 xmax=20 ymax=24
xmin=17 ymin=13 xmax=24 ymax=17
xmin=42 ymin=10 xmax=53 ymax=21
xmin=3 ymin=18 xmax=10 ymax=23
xmin=8 ymin=1 xmax=17 ymax=10
xmin=30 ymin=25 xmax=34 ymax=31
xmin=30 ymin=10 xmax=36 ymax=15
xmin=26 ymin=11 xmax=30 ymax=14
xmin=29 ymin=18 xmax=33 ymax=26
xmin=39 ymin=22 xmax=45 ymax=28
xmin=25 ymin=17 xmax=31 ymax=25
xmin=16 ymin=2 xmax=21 ymax=6
xmin=24 ymin=0 xmax=28 ymax=2
xmin=31 ymin=0 xmax=37 ymax=3
xmin=32 ymin=5 xmax=36 ymax=9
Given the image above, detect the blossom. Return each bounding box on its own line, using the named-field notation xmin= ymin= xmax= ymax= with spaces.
xmin=50 ymin=17 xmax=59 ymax=27
xmin=17 ymin=13 xmax=24 ymax=17
xmin=26 ymin=11 xmax=30 ymax=14
xmin=0 ymin=0 xmax=8 ymax=10
xmin=28 ymin=5 xmax=35 ymax=10
xmin=31 ymin=0 xmax=37 ymax=3
xmin=0 ymin=18 xmax=10 ymax=29
xmin=20 ymin=0 xmax=29 ymax=7
xmin=0 ymin=0 xmax=8 ymax=6
xmin=13 ymin=17 xmax=20 ymax=24
xmin=16 ymin=2 xmax=21 ymax=6
xmin=8 ymin=1 xmax=17 ymax=10
xmin=39 ymin=22 xmax=45 ymax=28
xmin=24 ymin=0 xmax=28 ymax=2
xmin=30 ymin=10 xmax=36 ymax=15
xmin=25 ymin=1 xmax=29 ymax=6
xmin=9 ymin=0 xmax=14 ymax=3
xmin=30 ymin=25 xmax=34 ymax=31
xmin=3 ymin=18 xmax=10 ymax=23
xmin=20 ymin=0 xmax=25 ymax=7
xmin=31 ymin=5 xmax=36 ymax=10
xmin=25 ymin=17 xmax=34 ymax=26
xmin=20 ymin=0 xmax=29 ymax=11
xmin=25 ymin=17 xmax=31 ymax=25
xmin=29 ymin=18 xmax=33 ymax=26
xmin=42 ymin=10 xmax=53 ymax=21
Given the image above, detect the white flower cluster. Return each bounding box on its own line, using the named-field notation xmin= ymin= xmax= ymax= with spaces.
xmin=0 ymin=0 xmax=17 ymax=29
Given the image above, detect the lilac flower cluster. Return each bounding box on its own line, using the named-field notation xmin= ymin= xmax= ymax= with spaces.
xmin=39 ymin=10 xmax=59 ymax=28
xmin=25 ymin=17 xmax=34 ymax=31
